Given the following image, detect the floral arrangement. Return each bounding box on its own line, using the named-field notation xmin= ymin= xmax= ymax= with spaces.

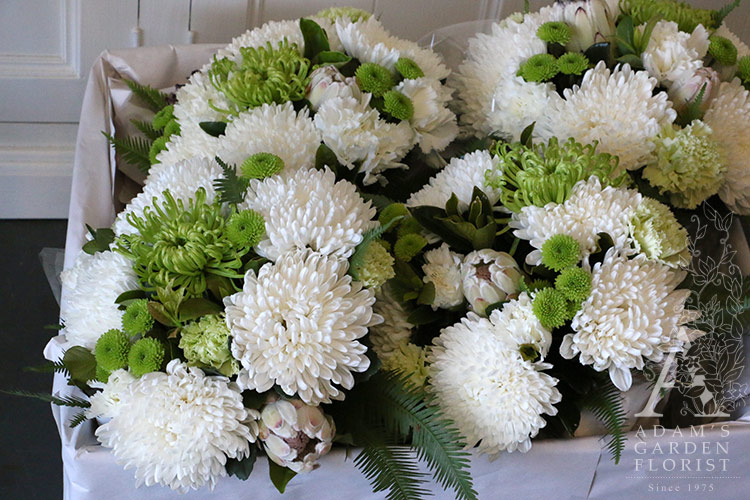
xmin=15 ymin=2 xmax=750 ymax=500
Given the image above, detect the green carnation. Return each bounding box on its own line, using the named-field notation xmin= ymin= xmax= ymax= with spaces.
xmin=555 ymin=267 xmax=592 ymax=302
xmin=541 ymin=234 xmax=581 ymax=271
xmin=148 ymin=136 xmax=168 ymax=164
xmin=383 ymin=90 xmax=414 ymax=121
xmin=642 ymin=121 xmax=726 ymax=209
xmin=486 ymin=137 xmax=626 ymax=212
xmin=557 ymin=52 xmax=589 ymax=76
xmin=394 ymin=57 xmax=424 ymax=80
xmin=152 ymin=105 xmax=174 ymax=130
xmin=709 ymin=35 xmax=738 ymax=66
xmin=630 ymin=197 xmax=690 ymax=267
xmin=537 ymin=21 xmax=571 ymax=45
xmin=208 ymin=41 xmax=310 ymax=114
xmin=394 ymin=234 xmax=427 ymax=262
xmin=379 ymin=203 xmax=409 ymax=228
xmin=380 ymin=344 xmax=429 ymax=388
xmin=225 ymin=209 xmax=265 ymax=248
xmin=316 ymin=6 xmax=372 ymax=22
xmin=240 ymin=152 xmax=284 ymax=179
xmin=116 ymin=188 xmax=247 ymax=297
xmin=356 ymin=63 xmax=394 ymax=97
xmin=517 ymin=53 xmax=558 ymax=83
xmin=95 ymin=329 xmax=131 ymax=372
xmin=737 ymin=56 xmax=750 ymax=82
xmin=128 ymin=337 xmax=165 ymax=377
xmin=179 ymin=314 xmax=238 ymax=376
xmin=350 ymin=240 xmax=395 ymax=289
xmin=620 ymin=0 xmax=718 ymax=33
xmin=532 ymin=288 xmax=569 ymax=330
xmin=121 ymin=299 xmax=154 ymax=336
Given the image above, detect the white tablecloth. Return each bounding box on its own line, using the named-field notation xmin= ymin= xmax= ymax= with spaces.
xmin=47 ymin=45 xmax=750 ymax=500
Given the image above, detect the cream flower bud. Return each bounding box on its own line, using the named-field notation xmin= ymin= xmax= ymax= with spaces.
xmin=558 ymin=0 xmax=617 ymax=53
xmin=305 ymin=65 xmax=360 ymax=111
xmin=460 ymin=249 xmax=523 ymax=315
xmin=422 ymin=243 xmax=464 ymax=310
xmin=258 ymin=394 xmax=336 ymax=473
xmin=668 ymin=66 xmax=721 ymax=114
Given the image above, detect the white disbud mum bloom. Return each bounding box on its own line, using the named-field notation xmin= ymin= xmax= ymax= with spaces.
xmin=422 ymin=243 xmax=464 ymax=310
xmin=305 ymin=65 xmax=361 ymax=111
xmin=668 ymin=67 xmax=721 ymax=115
xmin=558 ymin=0 xmax=617 ymax=53
xmin=258 ymin=394 xmax=335 ymax=473
xmin=461 ymin=249 xmax=523 ymax=315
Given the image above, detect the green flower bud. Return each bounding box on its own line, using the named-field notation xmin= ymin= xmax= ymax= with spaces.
xmin=164 ymin=119 xmax=181 ymax=138
xmin=122 ymin=299 xmax=154 ymax=336
xmin=541 ymin=234 xmax=581 ymax=271
xmin=737 ymin=55 xmax=750 ymax=82
xmin=709 ymin=35 xmax=738 ymax=66
xmin=537 ymin=21 xmax=572 ymax=45
xmin=394 ymin=57 xmax=424 ymax=80
xmin=240 ymin=152 xmax=284 ymax=179
xmin=383 ymin=90 xmax=414 ymax=121
xmin=225 ymin=209 xmax=265 ymax=248
xmin=95 ymin=329 xmax=131 ymax=372
xmin=396 ymin=217 xmax=422 ymax=238
xmin=128 ymin=338 xmax=165 ymax=377
xmin=355 ymin=63 xmax=394 ymax=97
xmin=517 ymin=53 xmax=559 ymax=83
xmin=532 ymin=288 xmax=568 ymax=329
xmin=557 ymin=52 xmax=589 ymax=76
xmin=555 ymin=267 xmax=592 ymax=302
xmin=394 ymin=234 xmax=427 ymax=262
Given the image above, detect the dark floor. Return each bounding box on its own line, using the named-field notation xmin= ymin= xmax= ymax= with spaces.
xmin=0 ymin=220 xmax=67 ymax=499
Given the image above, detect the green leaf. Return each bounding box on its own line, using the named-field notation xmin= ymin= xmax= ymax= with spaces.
xmin=417 ymin=281 xmax=436 ymax=306
xmin=616 ymin=15 xmax=636 ymax=55
xmin=410 ymin=206 xmax=473 ymax=253
xmin=206 ymin=274 xmax=237 ymax=300
xmin=438 ymin=217 xmax=476 ymax=242
xmin=407 ymin=306 xmax=437 ymax=326
xmin=69 ymin=410 xmax=89 ymax=428
xmin=361 ymin=193 xmax=396 ymax=211
xmin=3 ymin=389 xmax=91 ymax=409
xmin=445 ymin=193 xmax=460 ymax=217
xmin=484 ymin=300 xmax=507 ymax=317
xmin=148 ymin=301 xmax=179 ymax=327
xmin=615 ymin=54 xmax=643 ymax=68
xmin=312 ymin=50 xmax=351 ymax=67
xmin=124 ymin=78 xmax=169 ymax=113
xmin=634 ymin=17 xmax=659 ymax=54
xmin=242 ymin=390 xmax=269 ymax=410
xmin=102 ymin=132 xmax=152 ymax=173
xmin=268 ymin=460 xmax=297 ymax=494
xmin=472 ymin=221 xmax=497 ymax=250
xmin=226 ymin=447 xmax=257 ymax=480
xmin=23 ymin=360 xmax=68 ymax=376
xmin=63 ymin=346 xmax=97 ymax=384
xmin=300 ymin=18 xmax=330 ymax=60
xmin=584 ymin=42 xmax=612 ymax=67
xmin=676 ymin=83 xmax=707 ymax=127
xmin=715 ymin=0 xmax=741 ymax=26
xmin=130 ymin=119 xmax=162 ymax=140
xmin=393 ymin=259 xmax=423 ymax=291
xmin=581 ymin=376 xmax=627 ymax=464
xmin=213 ymin=157 xmax=250 ymax=205
xmin=354 ymin=444 xmax=428 ymax=500
xmin=177 ymin=298 xmax=222 ymax=322
xmin=519 ymin=122 xmax=535 ymax=148
xmin=315 ymin=143 xmax=339 ymax=172
xmin=199 ymin=121 xmax=227 ymax=137
xmin=114 ymin=289 xmax=148 ymax=305
xmin=355 ymin=347 xmax=382 ymax=384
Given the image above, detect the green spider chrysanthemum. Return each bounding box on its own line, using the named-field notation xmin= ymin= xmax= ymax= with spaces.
xmin=122 ymin=299 xmax=154 ymax=336
xmin=117 ymin=188 xmax=247 ymax=297
xmin=152 ymin=105 xmax=174 ymax=130
xmin=486 ymin=137 xmax=626 ymax=212
xmin=557 ymin=52 xmax=589 ymax=75
xmin=738 ymin=56 xmax=750 ymax=82
xmin=541 ymin=234 xmax=581 ymax=271
xmin=225 ymin=209 xmax=265 ymax=248
xmin=379 ymin=203 xmax=409 ymax=228
xmin=208 ymin=41 xmax=310 ymax=114
xmin=179 ymin=314 xmax=238 ymax=376
xmin=128 ymin=337 xmax=165 ymax=377
xmin=629 ymin=197 xmax=690 ymax=267
xmin=709 ymin=35 xmax=738 ymax=66
xmin=383 ymin=90 xmax=414 ymax=121
xmin=350 ymin=239 xmax=395 ymax=289
xmin=620 ymin=0 xmax=718 ymax=33
xmin=555 ymin=267 xmax=592 ymax=302
xmin=394 ymin=234 xmax=427 ymax=262
xmin=517 ymin=53 xmax=558 ymax=83
xmin=96 ymin=365 xmax=111 ymax=383
xmin=95 ymin=329 xmax=131 ymax=372
xmin=148 ymin=136 xmax=168 ymax=164
xmin=316 ymin=6 xmax=372 ymax=22
xmin=537 ymin=21 xmax=571 ymax=45
xmin=240 ymin=152 xmax=284 ymax=179
xmin=395 ymin=57 xmax=425 ymax=80
xmin=356 ymin=62 xmax=395 ymax=97
xmin=532 ymin=288 xmax=569 ymax=330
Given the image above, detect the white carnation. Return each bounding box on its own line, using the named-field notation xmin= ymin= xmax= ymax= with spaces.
xmin=86 ymin=369 xmax=135 ymax=420
xmin=396 ymin=77 xmax=457 ymax=153
xmin=641 ymin=20 xmax=709 ymax=86
xmin=422 ymin=243 xmax=464 ymax=310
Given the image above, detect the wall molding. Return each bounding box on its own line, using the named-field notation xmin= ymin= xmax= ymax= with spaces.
xmin=0 ymin=0 xmax=81 ymax=79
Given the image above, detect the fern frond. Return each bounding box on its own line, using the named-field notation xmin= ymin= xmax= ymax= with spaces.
xmin=3 ymin=390 xmax=90 ymax=408
xmin=103 ymin=132 xmax=152 ymax=173
xmin=124 ymin=79 xmax=169 ymax=113
xmin=131 ymin=119 xmax=162 ymax=140
xmin=355 ymin=443 xmax=429 ymax=500
xmin=213 ymin=157 xmax=249 ymax=205
xmin=581 ymin=378 xmax=627 ymax=463
xmin=69 ymin=411 xmax=90 ymax=428
xmin=370 ymin=374 xmax=477 ymax=500
xmin=23 ymin=360 xmax=69 ymax=376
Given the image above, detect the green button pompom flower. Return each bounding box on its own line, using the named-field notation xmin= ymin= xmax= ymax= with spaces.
xmin=738 ymin=56 xmax=750 ymax=82
xmin=95 ymin=329 xmax=131 ymax=372
xmin=355 ymin=62 xmax=395 ymax=97
xmin=395 ymin=57 xmax=424 ymax=80
xmin=537 ymin=21 xmax=571 ymax=45
xmin=148 ymin=136 xmax=168 ymax=165
xmin=122 ymin=299 xmax=154 ymax=336
xmin=532 ymin=287 xmax=569 ymax=330
xmin=240 ymin=152 xmax=284 ymax=179
xmin=128 ymin=337 xmax=165 ymax=377
xmin=383 ymin=90 xmax=414 ymax=121
xmin=394 ymin=234 xmax=427 ymax=262
xmin=517 ymin=53 xmax=559 ymax=83
xmin=541 ymin=234 xmax=581 ymax=271
xmin=557 ymin=52 xmax=589 ymax=76
xmin=620 ymin=0 xmax=717 ymax=33
xmin=225 ymin=209 xmax=265 ymax=248
xmin=152 ymin=105 xmax=175 ymax=130
xmin=555 ymin=267 xmax=592 ymax=302
xmin=708 ymin=35 xmax=738 ymax=66
xmin=378 ymin=203 xmax=409 ymax=228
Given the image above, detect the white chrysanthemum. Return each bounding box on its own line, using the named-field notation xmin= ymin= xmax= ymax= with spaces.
xmin=225 ymin=250 xmax=381 ymax=405
xmin=60 ymin=251 xmax=138 ymax=350
xmin=369 ymin=284 xmax=413 ymax=360
xmin=86 ymin=369 xmax=135 ymax=420
xmin=562 ymin=251 xmax=699 ymax=391
xmin=156 ymin=120 xmax=223 ymax=166
xmin=491 ymin=292 xmax=552 ymax=358
xmin=422 ymin=243 xmax=464 ymax=310
xmin=703 ymin=79 xmax=750 ymax=214
xmin=511 ymin=177 xmax=642 ymax=266
xmin=241 ymin=167 xmax=376 ymax=261
xmin=172 ymin=70 xmax=229 ymax=126
xmin=114 ymin=157 xmax=223 ymax=235
xmin=641 ymin=20 xmax=709 ymax=86
xmin=314 ymin=93 xmax=415 ymax=185
xmin=538 ymin=62 xmax=676 ymax=171
xmin=429 ymin=313 xmax=561 ymax=456
xmin=452 ymin=5 xmax=563 ymax=139
xmin=407 ymin=150 xmax=501 ymax=211
xmin=95 ymin=360 xmax=258 ymax=492
xmin=396 ymin=77 xmax=457 ymax=153
xmin=336 ymin=16 xmax=449 ymax=80
xmin=217 ymin=102 xmax=320 ymax=173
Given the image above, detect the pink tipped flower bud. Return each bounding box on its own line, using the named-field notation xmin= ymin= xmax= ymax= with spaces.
xmin=305 ymin=66 xmax=360 ymax=111
xmin=668 ymin=66 xmax=721 ymax=114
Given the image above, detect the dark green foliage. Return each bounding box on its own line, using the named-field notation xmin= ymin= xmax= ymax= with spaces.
xmin=82 ymin=224 xmax=116 ymax=255
xmin=3 ymin=389 xmax=90 ymax=408
xmin=581 ymin=377 xmax=627 ymax=463
xmin=213 ymin=157 xmax=250 ymax=205
xmin=226 ymin=446 xmax=258 ymax=480
xmin=102 ymin=132 xmax=152 ymax=173
xmin=23 ymin=359 xmax=68 ymax=376
xmin=69 ymin=411 xmax=90 ymax=428
xmin=268 ymin=460 xmax=297 ymax=494
xmin=354 ymin=441 xmax=429 ymax=500
xmin=131 ymin=119 xmax=162 ymax=140
xmin=124 ymin=78 xmax=169 ymax=113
